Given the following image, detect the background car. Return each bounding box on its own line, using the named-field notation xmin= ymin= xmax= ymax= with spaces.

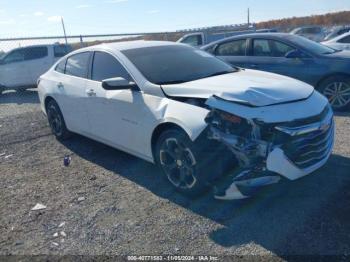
xmin=177 ymin=28 xmax=277 ymax=48
xmin=322 ymin=32 xmax=350 ymax=51
xmin=324 ymin=25 xmax=350 ymax=41
xmin=0 ymin=44 xmax=72 ymax=94
xmin=290 ymin=26 xmax=326 ymax=42
xmin=202 ymin=33 xmax=350 ymax=111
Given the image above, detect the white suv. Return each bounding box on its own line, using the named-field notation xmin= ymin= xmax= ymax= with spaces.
xmin=38 ymin=41 xmax=334 ymax=200
xmin=0 ymin=44 xmax=72 ymax=93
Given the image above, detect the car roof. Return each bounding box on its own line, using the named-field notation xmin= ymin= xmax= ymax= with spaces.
xmin=81 ymin=40 xmax=181 ymax=53
xmin=201 ymin=33 xmax=297 ymax=49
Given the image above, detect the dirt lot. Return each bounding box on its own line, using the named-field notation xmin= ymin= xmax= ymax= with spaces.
xmin=1 ymin=90 xmax=350 ymax=260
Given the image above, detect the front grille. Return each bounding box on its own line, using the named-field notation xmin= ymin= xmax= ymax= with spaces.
xmin=279 ymin=109 xmax=334 ymax=169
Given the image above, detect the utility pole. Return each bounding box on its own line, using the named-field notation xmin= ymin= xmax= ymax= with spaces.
xmin=247 ymin=8 xmax=250 ymax=27
xmin=61 ymin=17 xmax=68 ymax=45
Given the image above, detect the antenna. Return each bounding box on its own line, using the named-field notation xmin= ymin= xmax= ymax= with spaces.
xmin=61 ymin=17 xmax=68 ymax=45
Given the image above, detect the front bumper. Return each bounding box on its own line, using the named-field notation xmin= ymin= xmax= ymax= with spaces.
xmin=267 ymin=109 xmax=334 ymax=180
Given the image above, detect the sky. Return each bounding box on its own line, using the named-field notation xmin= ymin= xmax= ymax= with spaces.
xmin=0 ymin=0 xmax=349 ymax=38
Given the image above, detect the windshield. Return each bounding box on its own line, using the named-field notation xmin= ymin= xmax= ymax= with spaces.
xmin=291 ymin=35 xmax=338 ymax=55
xmin=122 ymin=45 xmax=236 ymax=85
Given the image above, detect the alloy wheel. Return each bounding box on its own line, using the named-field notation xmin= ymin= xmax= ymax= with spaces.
xmin=159 ymin=138 xmax=197 ymax=189
xmin=323 ymin=81 xmax=350 ymax=109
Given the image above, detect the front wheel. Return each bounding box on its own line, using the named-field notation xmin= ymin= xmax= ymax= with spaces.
xmin=46 ymin=99 xmax=71 ymax=140
xmin=155 ymin=129 xmax=219 ymax=196
xmin=319 ymin=75 xmax=350 ymax=111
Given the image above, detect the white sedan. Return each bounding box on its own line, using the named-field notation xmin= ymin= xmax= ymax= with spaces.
xmin=322 ymin=32 xmax=350 ymax=51
xmin=38 ymin=41 xmax=334 ymax=200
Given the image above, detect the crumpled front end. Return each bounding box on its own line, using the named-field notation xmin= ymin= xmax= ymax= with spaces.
xmin=204 ymin=91 xmax=334 ymax=200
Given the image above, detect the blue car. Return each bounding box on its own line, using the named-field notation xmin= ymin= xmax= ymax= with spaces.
xmin=201 ymin=33 xmax=350 ymax=111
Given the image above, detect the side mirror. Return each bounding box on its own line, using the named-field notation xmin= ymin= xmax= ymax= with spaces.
xmin=285 ymin=49 xmax=301 ymax=59
xmin=102 ymin=77 xmax=138 ymax=91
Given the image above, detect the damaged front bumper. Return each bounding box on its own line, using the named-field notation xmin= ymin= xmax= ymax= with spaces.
xmin=205 ymin=94 xmax=334 ymax=200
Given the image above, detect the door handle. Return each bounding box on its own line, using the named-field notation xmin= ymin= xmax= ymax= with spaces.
xmin=57 ymin=82 xmax=64 ymax=89
xmin=86 ymin=89 xmax=96 ymax=97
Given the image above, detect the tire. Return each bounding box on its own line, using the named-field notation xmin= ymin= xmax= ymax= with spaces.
xmin=46 ymin=99 xmax=72 ymax=140
xmin=155 ymin=128 xmax=225 ymax=196
xmin=318 ymin=75 xmax=350 ymax=111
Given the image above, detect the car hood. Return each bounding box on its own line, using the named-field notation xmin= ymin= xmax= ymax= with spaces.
xmin=162 ymin=69 xmax=314 ymax=107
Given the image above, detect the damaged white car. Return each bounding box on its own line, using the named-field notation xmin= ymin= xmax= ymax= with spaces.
xmin=38 ymin=41 xmax=334 ymax=200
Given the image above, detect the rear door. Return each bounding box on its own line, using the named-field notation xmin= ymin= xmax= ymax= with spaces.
xmin=0 ymin=48 xmax=32 ymax=87
xmin=214 ymin=38 xmax=248 ymax=67
xmin=56 ymin=52 xmax=92 ymax=133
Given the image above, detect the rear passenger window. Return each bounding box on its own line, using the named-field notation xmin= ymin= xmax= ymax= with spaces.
xmin=271 ymin=41 xmax=295 ymax=57
xmin=24 ymin=47 xmax=48 ymax=60
xmin=216 ymin=40 xmax=246 ymax=56
xmin=65 ymin=52 xmax=91 ymax=78
xmin=55 ymin=59 xmax=66 ymax=73
xmin=91 ymin=52 xmax=131 ymax=82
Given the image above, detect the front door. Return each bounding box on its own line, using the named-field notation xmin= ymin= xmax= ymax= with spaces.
xmin=84 ymin=51 xmax=148 ymax=155
xmin=244 ymin=38 xmax=318 ymax=85
xmin=0 ymin=48 xmax=32 ymax=87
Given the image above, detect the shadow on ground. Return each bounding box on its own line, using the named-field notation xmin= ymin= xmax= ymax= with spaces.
xmin=0 ymin=89 xmax=39 ymax=104
xmin=61 ymin=134 xmax=350 ymax=256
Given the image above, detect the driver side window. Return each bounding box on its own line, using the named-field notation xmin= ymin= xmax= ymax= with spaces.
xmin=3 ymin=49 xmax=25 ymax=64
xmin=253 ymin=39 xmax=295 ymax=57
xmin=91 ymin=52 xmax=132 ymax=82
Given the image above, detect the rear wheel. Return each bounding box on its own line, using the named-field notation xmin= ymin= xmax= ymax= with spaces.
xmin=319 ymin=75 xmax=350 ymax=111
xmin=46 ymin=99 xmax=71 ymax=140
xmin=155 ymin=128 xmax=227 ymax=196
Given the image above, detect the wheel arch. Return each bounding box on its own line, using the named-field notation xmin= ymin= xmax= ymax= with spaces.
xmin=316 ymin=72 xmax=350 ymax=89
xmin=150 ymin=121 xmax=204 ymax=160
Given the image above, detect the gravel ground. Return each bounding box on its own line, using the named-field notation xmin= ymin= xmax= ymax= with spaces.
xmin=1 ymin=90 xmax=350 ymax=260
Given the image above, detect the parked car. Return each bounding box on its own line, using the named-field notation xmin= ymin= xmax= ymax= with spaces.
xmin=322 ymin=32 xmax=350 ymax=51
xmin=290 ymin=26 xmax=326 ymax=42
xmin=324 ymin=26 xmax=350 ymax=41
xmin=38 ymin=41 xmax=334 ymax=200
xmin=0 ymin=44 xmax=72 ymax=94
xmin=202 ymin=33 xmax=350 ymax=111
xmin=177 ymin=28 xmax=277 ymax=48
